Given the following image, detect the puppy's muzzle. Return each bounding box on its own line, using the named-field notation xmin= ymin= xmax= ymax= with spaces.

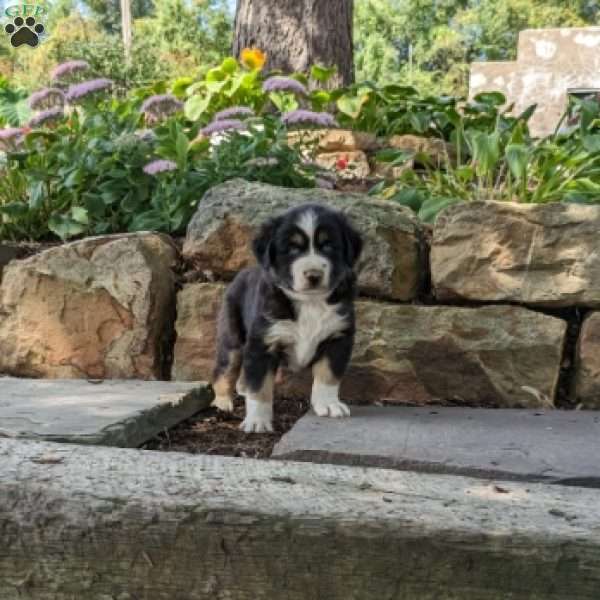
xmin=304 ymin=268 xmax=324 ymax=288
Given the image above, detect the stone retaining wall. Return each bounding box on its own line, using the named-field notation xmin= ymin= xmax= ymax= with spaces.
xmin=2 ymin=179 xmax=599 ymax=408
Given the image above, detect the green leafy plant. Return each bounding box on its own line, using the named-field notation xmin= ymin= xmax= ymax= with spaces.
xmin=0 ymin=70 xmax=318 ymax=242
xmin=374 ymin=92 xmax=600 ymax=222
xmin=0 ymin=77 xmax=31 ymax=126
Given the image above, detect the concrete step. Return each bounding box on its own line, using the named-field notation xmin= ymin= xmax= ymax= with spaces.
xmin=1 ymin=438 xmax=599 ymax=599
xmin=0 ymin=378 xmax=211 ymax=447
xmin=272 ymin=406 xmax=600 ymax=487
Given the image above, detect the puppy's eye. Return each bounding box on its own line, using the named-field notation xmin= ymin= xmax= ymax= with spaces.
xmin=320 ymin=241 xmax=334 ymax=252
xmin=288 ymin=245 xmax=302 ymax=256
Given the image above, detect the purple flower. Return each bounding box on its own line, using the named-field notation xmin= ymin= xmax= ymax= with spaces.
xmin=141 ymin=94 xmax=183 ymax=124
xmin=28 ymin=87 xmax=65 ymax=110
xmin=28 ymin=108 xmax=65 ymax=128
xmin=0 ymin=127 xmax=25 ymax=151
xmin=143 ymin=159 xmax=178 ymax=175
xmin=51 ymin=60 xmax=90 ymax=81
xmin=65 ymin=78 xmax=113 ymax=103
xmin=263 ymin=76 xmax=307 ymax=96
xmin=200 ymin=119 xmax=247 ymax=136
xmin=214 ymin=106 xmax=255 ymax=120
xmin=282 ymin=109 xmax=338 ymax=128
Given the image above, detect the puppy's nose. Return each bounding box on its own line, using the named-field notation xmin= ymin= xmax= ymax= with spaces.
xmin=304 ymin=269 xmax=323 ymax=287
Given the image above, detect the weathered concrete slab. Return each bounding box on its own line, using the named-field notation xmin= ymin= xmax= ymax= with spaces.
xmin=273 ymin=406 xmax=600 ymax=486
xmin=1 ymin=438 xmax=600 ymax=599
xmin=0 ymin=378 xmax=212 ymax=447
xmin=470 ymin=28 xmax=600 ymax=137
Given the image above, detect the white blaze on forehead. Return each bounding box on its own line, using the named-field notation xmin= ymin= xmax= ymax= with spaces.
xmin=291 ymin=207 xmax=331 ymax=291
xmin=296 ymin=209 xmax=318 ymax=243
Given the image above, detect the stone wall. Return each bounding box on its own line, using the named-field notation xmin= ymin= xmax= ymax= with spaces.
xmin=287 ymin=129 xmax=451 ymax=183
xmin=469 ymin=27 xmax=600 ymax=137
xmin=2 ymin=180 xmax=600 ymax=409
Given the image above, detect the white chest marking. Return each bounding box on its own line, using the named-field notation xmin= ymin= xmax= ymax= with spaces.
xmin=265 ymin=299 xmax=347 ymax=371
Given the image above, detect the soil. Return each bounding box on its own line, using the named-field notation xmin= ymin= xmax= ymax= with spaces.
xmin=142 ymin=395 xmax=310 ymax=458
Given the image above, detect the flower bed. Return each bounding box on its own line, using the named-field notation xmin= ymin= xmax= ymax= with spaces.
xmin=0 ymin=52 xmax=598 ymax=243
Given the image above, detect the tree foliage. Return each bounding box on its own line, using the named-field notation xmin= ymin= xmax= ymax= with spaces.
xmin=83 ymin=0 xmax=154 ymax=33
xmin=354 ymin=0 xmax=597 ymax=96
xmin=0 ymin=1 xmax=232 ymax=90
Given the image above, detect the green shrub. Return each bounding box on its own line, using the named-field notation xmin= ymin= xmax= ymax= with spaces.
xmin=0 ymin=57 xmax=319 ymax=242
xmin=374 ymin=93 xmax=600 ymax=222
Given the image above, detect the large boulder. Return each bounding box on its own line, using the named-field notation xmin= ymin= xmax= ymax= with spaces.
xmin=172 ymin=283 xmax=566 ymax=408
xmin=183 ymin=179 xmax=424 ymax=301
xmin=346 ymin=302 xmax=566 ymax=408
xmin=432 ymin=202 xmax=600 ymax=307
xmin=0 ymin=233 xmax=177 ymax=379
xmin=573 ymin=312 xmax=600 ymax=408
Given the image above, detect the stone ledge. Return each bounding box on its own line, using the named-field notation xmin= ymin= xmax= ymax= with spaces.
xmin=273 ymin=406 xmax=600 ymax=485
xmin=0 ymin=378 xmax=212 ymax=447
xmin=1 ymin=439 xmax=599 ymax=599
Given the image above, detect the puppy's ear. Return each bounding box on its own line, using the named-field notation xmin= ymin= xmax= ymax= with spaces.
xmin=252 ymin=217 xmax=280 ymax=269
xmin=342 ymin=218 xmax=363 ymax=268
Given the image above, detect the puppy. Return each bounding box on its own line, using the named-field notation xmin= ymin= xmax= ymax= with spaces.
xmin=212 ymin=203 xmax=363 ymax=433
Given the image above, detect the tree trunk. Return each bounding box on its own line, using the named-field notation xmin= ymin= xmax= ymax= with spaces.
xmin=233 ymin=0 xmax=354 ymax=87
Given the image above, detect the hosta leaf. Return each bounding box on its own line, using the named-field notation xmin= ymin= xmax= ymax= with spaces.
xmin=473 ymin=91 xmax=506 ymax=107
xmin=418 ymin=196 xmax=460 ymax=224
xmin=505 ymin=144 xmax=529 ymax=180
xmin=185 ymin=94 xmax=211 ymax=121
xmin=205 ymin=67 xmax=226 ymax=83
xmin=310 ymin=64 xmax=336 ymax=83
xmin=391 ymin=188 xmax=425 ymax=213
xmin=48 ymin=214 xmax=87 ymax=240
xmin=171 ymin=77 xmax=194 ymax=98
xmin=382 ymin=84 xmax=418 ymax=98
xmin=220 ymin=57 xmax=239 ymax=75
xmin=582 ymin=135 xmax=600 ymax=153
xmin=71 ymin=206 xmax=89 ymax=225
xmin=336 ymin=93 xmax=370 ymax=119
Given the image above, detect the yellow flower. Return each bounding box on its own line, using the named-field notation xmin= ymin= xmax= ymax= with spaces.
xmin=241 ymin=47 xmax=266 ymax=71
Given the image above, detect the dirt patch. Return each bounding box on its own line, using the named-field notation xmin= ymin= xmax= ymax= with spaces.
xmin=142 ymin=395 xmax=310 ymax=458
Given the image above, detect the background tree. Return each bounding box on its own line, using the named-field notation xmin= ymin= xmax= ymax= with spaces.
xmin=233 ymin=0 xmax=354 ymax=87
xmin=0 ymin=0 xmax=232 ymax=90
xmin=83 ymin=0 xmax=154 ymax=33
xmin=354 ymin=0 xmax=596 ymax=96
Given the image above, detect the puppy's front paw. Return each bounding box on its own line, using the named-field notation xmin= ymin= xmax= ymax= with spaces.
xmin=212 ymin=395 xmax=234 ymax=412
xmin=240 ymin=415 xmax=273 ymax=433
xmin=241 ymin=397 xmax=273 ymax=433
xmin=312 ymin=396 xmax=351 ymax=418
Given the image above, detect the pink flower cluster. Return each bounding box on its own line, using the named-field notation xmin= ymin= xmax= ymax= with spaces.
xmin=141 ymin=94 xmax=183 ymax=125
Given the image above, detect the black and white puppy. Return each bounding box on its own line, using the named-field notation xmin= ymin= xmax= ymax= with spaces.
xmin=212 ymin=203 xmax=363 ymax=433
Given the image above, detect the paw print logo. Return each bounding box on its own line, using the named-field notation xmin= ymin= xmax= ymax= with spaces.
xmin=5 ymin=16 xmax=45 ymax=48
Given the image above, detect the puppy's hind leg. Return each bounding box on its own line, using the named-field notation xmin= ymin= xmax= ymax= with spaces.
xmin=212 ymin=297 xmax=243 ymax=413
xmin=212 ymin=347 xmax=242 ymax=412
xmin=240 ymin=340 xmax=277 ymax=433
